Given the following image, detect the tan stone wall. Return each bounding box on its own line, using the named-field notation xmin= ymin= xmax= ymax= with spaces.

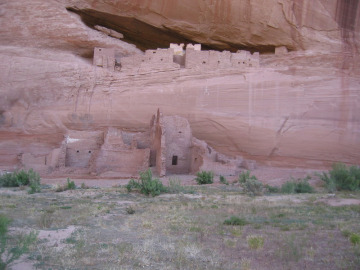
xmin=185 ymin=48 xmax=210 ymax=69
xmin=93 ymin=47 xmax=115 ymax=70
xmin=95 ymin=148 xmax=150 ymax=177
xmin=185 ymin=47 xmax=259 ymax=69
xmin=64 ymin=130 xmax=104 ymax=168
xmin=163 ymin=115 xmax=192 ymax=174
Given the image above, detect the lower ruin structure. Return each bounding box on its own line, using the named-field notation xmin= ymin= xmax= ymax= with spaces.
xmin=20 ymin=110 xmax=254 ymax=178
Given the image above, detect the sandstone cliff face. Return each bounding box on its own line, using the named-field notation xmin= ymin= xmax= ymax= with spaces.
xmin=65 ymin=0 xmax=360 ymax=52
xmin=0 ymin=0 xmax=359 ymax=173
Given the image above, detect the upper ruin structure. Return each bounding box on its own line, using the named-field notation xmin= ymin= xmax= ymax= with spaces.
xmin=93 ymin=44 xmax=260 ymax=73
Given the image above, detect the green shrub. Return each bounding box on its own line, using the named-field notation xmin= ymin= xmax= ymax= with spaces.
xmin=220 ymin=175 xmax=229 ymax=185
xmin=0 ymin=169 xmax=40 ymax=188
xmin=28 ymin=176 xmax=41 ymax=194
xmin=195 ymin=171 xmax=214 ymax=185
xmin=246 ymin=234 xmax=265 ymax=250
xmin=265 ymin=184 xmax=280 ymax=193
xmin=281 ymin=181 xmax=296 ymax=193
xmin=318 ymin=171 xmax=336 ymax=193
xmin=224 ymin=216 xmax=249 ymax=226
xmin=320 ymin=163 xmax=360 ymax=191
xmin=239 ymin=171 xmax=256 ymax=184
xmin=238 ymin=172 xmax=263 ymax=196
xmin=126 ymin=169 xmax=167 ymax=197
xmin=281 ymin=177 xmax=314 ymax=194
xmin=66 ymin=178 xmax=76 ymax=190
xmin=0 ymin=214 xmax=37 ymax=270
xmin=350 ymin=233 xmax=360 ymax=246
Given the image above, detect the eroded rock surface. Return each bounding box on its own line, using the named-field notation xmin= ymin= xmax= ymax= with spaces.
xmin=0 ymin=0 xmax=359 ymax=175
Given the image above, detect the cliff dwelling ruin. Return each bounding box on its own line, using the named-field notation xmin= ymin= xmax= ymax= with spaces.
xmin=93 ymin=43 xmax=260 ymax=73
xmin=20 ymin=110 xmax=254 ymax=178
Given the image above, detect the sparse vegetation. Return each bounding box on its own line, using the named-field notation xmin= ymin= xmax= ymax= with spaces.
xmin=219 ymin=175 xmax=229 ymax=185
xmin=195 ymin=171 xmax=214 ymax=185
xmin=0 ymin=172 xmax=359 ymax=269
xmin=55 ymin=178 xmax=76 ymax=192
xmin=0 ymin=214 xmax=37 ymax=270
xmin=265 ymin=184 xmax=280 ymax=193
xmin=126 ymin=169 xmax=167 ymax=196
xmin=320 ymin=163 xmax=360 ymax=192
xmin=247 ymin=235 xmax=264 ymax=250
xmin=126 ymin=206 xmax=135 ymax=215
xmin=224 ymin=216 xmax=249 ymax=226
xmin=167 ymin=178 xmax=195 ymax=194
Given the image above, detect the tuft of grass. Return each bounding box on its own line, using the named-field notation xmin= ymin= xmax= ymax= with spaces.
xmin=195 ymin=171 xmax=214 ymax=185
xmin=247 ymin=235 xmax=264 ymax=250
xmin=224 ymin=216 xmax=249 ymax=226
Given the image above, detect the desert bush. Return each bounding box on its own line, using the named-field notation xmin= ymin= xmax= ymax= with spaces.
xmin=0 ymin=169 xmax=40 ymax=188
xmin=238 ymin=172 xmax=263 ymax=196
xmin=320 ymin=163 xmax=360 ymax=191
xmin=195 ymin=171 xmax=214 ymax=185
xmin=126 ymin=169 xmax=167 ymax=197
xmin=246 ymin=235 xmax=264 ymax=250
xmin=0 ymin=214 xmax=37 ymax=270
xmin=224 ymin=216 xmax=249 ymax=226
xmin=219 ymin=175 xmax=229 ymax=185
xmin=281 ymin=177 xmax=314 ymax=194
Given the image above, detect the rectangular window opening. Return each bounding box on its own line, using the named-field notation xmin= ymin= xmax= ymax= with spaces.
xmin=172 ymin=155 xmax=178 ymax=165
